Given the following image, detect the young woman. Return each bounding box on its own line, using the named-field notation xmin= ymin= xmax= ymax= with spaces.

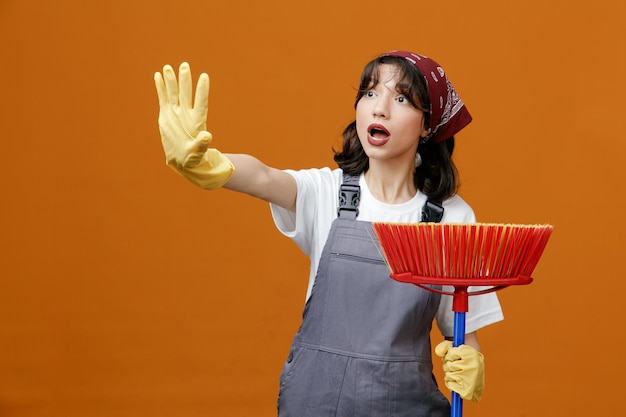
xmin=155 ymin=50 xmax=503 ymax=416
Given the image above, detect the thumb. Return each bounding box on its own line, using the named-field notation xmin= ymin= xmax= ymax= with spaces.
xmin=435 ymin=340 xmax=453 ymax=358
xmin=192 ymin=131 xmax=213 ymax=153
xmin=182 ymin=131 xmax=213 ymax=168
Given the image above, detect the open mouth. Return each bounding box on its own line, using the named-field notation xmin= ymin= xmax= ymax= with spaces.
xmin=367 ymin=124 xmax=390 ymax=145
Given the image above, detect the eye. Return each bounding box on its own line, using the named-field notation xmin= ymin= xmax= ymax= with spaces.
xmin=396 ymin=96 xmax=408 ymax=104
xmin=365 ymin=90 xmax=376 ymax=98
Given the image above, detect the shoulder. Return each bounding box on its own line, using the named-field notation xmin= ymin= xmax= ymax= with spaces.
xmin=286 ymin=167 xmax=343 ymax=187
xmin=282 ymin=166 xmax=343 ymax=220
xmin=285 ymin=167 xmax=343 ymax=203
xmin=442 ymin=194 xmax=476 ymax=223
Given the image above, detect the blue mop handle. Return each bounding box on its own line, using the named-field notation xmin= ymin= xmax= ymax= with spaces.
xmin=450 ymin=310 xmax=466 ymax=417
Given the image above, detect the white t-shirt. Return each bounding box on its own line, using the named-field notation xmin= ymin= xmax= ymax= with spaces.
xmin=270 ymin=167 xmax=504 ymax=337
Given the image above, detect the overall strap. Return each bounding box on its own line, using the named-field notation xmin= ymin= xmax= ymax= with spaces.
xmin=337 ymin=174 xmax=360 ymax=219
xmin=421 ymin=200 xmax=444 ymax=223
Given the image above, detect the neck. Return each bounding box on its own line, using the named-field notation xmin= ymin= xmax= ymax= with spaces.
xmin=364 ymin=160 xmax=417 ymax=204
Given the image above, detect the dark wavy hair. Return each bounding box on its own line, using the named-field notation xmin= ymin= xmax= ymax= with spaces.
xmin=333 ymin=55 xmax=459 ymax=202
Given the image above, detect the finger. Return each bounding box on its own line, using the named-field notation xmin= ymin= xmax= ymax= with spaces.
xmin=183 ymin=131 xmax=213 ymax=168
xmin=443 ymin=374 xmax=461 ymax=386
xmin=154 ymin=72 xmax=167 ymax=107
xmin=194 ymin=72 xmax=210 ymax=115
xmin=178 ymin=62 xmax=192 ymax=109
xmin=442 ymin=361 xmax=464 ymax=373
xmin=162 ymin=64 xmax=179 ymax=106
xmin=434 ymin=340 xmax=452 ymax=358
xmin=193 ymin=131 xmax=213 ymax=153
xmin=444 ymin=347 xmax=463 ymax=362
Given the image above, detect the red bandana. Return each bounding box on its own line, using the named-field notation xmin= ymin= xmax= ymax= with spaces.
xmin=384 ymin=51 xmax=472 ymax=143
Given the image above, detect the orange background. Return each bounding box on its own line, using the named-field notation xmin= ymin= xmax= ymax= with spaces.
xmin=1 ymin=0 xmax=624 ymax=416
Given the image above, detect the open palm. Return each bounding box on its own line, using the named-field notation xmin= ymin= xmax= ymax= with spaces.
xmin=155 ymin=62 xmax=211 ymax=169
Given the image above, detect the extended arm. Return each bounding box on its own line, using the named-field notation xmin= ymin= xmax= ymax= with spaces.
xmin=224 ymin=154 xmax=296 ymax=212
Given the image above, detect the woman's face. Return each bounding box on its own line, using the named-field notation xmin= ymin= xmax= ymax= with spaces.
xmin=356 ymin=64 xmax=427 ymax=166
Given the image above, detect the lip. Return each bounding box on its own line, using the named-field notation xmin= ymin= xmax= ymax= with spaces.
xmin=367 ymin=123 xmax=390 ymax=146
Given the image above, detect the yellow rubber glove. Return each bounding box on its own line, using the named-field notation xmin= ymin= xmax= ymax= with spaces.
xmin=154 ymin=62 xmax=234 ymax=190
xmin=435 ymin=340 xmax=485 ymax=402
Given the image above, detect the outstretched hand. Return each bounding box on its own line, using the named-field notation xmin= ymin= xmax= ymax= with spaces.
xmin=155 ymin=62 xmax=212 ymax=170
xmin=154 ymin=62 xmax=234 ymax=189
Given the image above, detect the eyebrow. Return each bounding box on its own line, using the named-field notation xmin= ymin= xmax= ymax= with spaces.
xmin=395 ymin=82 xmax=411 ymax=92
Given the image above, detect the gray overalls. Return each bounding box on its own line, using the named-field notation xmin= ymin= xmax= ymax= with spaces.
xmin=277 ymin=175 xmax=450 ymax=417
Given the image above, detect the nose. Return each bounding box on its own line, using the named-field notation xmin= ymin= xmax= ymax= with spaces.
xmin=372 ymin=96 xmax=389 ymax=118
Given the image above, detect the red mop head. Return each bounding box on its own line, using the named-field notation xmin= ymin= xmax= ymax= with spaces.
xmin=372 ymin=223 xmax=554 ymax=288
